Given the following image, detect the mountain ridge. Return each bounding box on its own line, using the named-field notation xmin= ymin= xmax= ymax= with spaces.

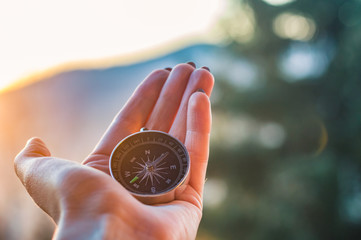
xmin=0 ymin=43 xmax=219 ymax=95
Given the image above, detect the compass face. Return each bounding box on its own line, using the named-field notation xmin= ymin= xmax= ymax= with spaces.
xmin=109 ymin=130 xmax=190 ymax=196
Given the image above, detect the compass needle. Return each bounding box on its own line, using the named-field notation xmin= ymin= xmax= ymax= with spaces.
xmin=130 ymin=176 xmax=139 ymax=184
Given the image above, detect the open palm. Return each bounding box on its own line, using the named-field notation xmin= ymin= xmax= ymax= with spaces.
xmin=15 ymin=63 xmax=214 ymax=239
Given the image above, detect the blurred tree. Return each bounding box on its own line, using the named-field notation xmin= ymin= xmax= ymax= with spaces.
xmin=200 ymin=0 xmax=361 ymax=239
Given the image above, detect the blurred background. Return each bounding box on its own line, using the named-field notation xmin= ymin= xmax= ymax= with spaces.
xmin=1 ymin=0 xmax=361 ymax=239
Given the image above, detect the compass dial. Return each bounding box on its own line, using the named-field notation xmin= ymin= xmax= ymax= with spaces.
xmin=110 ymin=130 xmax=190 ymax=197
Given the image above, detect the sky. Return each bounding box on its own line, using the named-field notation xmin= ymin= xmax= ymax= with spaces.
xmin=0 ymin=0 xmax=225 ymax=92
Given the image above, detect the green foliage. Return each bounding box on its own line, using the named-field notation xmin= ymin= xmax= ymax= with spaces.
xmin=200 ymin=0 xmax=361 ymax=239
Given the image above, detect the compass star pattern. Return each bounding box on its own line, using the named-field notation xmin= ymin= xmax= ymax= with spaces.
xmin=133 ymin=153 xmax=169 ymax=186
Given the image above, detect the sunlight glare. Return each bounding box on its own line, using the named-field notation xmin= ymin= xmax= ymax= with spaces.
xmin=0 ymin=0 xmax=226 ymax=92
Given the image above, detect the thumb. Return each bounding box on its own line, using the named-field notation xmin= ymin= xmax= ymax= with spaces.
xmin=15 ymin=137 xmax=51 ymax=178
xmin=14 ymin=137 xmax=62 ymax=220
xmin=15 ymin=137 xmax=51 ymax=183
xmin=18 ymin=137 xmax=51 ymax=158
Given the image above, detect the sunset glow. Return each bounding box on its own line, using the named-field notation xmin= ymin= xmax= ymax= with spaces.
xmin=0 ymin=0 xmax=225 ymax=92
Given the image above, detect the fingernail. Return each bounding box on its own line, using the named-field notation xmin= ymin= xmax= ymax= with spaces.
xmin=164 ymin=67 xmax=172 ymax=71
xmin=187 ymin=62 xmax=196 ymax=68
xmin=201 ymin=66 xmax=210 ymax=72
xmin=196 ymin=88 xmax=205 ymax=93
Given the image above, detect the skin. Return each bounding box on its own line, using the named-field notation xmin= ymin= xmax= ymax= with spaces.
xmin=14 ymin=63 xmax=214 ymax=240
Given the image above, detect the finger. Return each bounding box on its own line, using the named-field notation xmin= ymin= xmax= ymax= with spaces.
xmin=14 ymin=137 xmax=61 ymax=220
xmin=87 ymin=69 xmax=169 ymax=158
xmin=145 ymin=63 xmax=195 ymax=132
xmin=15 ymin=137 xmax=51 ymax=179
xmin=169 ymin=68 xmax=214 ymax=143
xmin=184 ymin=92 xmax=212 ymax=197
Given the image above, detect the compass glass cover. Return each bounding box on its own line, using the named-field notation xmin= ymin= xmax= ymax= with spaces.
xmin=110 ymin=131 xmax=189 ymax=196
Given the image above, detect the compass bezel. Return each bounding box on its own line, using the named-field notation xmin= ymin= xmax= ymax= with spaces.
xmin=109 ymin=130 xmax=190 ymax=203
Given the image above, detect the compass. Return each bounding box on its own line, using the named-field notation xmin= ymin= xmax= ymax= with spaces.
xmin=109 ymin=128 xmax=190 ymax=204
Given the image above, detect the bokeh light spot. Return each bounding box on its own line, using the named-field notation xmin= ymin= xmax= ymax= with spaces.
xmin=225 ymin=59 xmax=259 ymax=90
xmin=228 ymin=5 xmax=255 ymax=43
xmin=204 ymin=178 xmax=228 ymax=208
xmin=273 ymin=12 xmax=316 ymax=41
xmin=262 ymin=0 xmax=295 ymax=6
xmin=217 ymin=2 xmax=256 ymax=44
xmin=279 ymin=42 xmax=333 ymax=81
xmin=258 ymin=122 xmax=286 ymax=149
xmin=211 ymin=112 xmax=257 ymax=148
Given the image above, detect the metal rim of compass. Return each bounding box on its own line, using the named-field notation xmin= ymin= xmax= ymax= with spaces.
xmin=109 ymin=128 xmax=190 ymax=204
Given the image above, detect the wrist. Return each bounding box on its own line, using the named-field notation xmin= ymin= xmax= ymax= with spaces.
xmin=54 ymin=213 xmax=121 ymax=240
xmin=54 ymin=212 xmax=166 ymax=240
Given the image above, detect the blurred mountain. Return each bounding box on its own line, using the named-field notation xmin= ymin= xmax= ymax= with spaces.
xmin=0 ymin=43 xmax=224 ymax=240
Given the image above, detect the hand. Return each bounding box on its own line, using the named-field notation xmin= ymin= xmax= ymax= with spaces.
xmin=14 ymin=63 xmax=214 ymax=239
